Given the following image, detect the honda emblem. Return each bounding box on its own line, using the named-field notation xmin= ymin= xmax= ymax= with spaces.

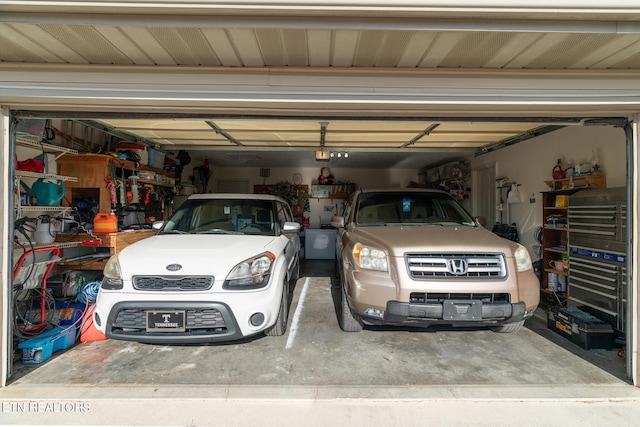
xmin=446 ymin=258 xmax=468 ymax=275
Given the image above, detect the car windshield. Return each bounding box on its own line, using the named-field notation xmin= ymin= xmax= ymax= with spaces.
xmin=160 ymin=198 xmax=277 ymax=235
xmin=354 ymin=192 xmax=476 ymax=227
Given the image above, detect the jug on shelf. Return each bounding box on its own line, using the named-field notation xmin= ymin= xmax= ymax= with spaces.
xmin=20 ymin=178 xmax=66 ymax=206
xmin=34 ymin=215 xmax=56 ymax=245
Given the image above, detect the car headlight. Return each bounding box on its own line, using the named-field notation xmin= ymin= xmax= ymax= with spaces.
xmin=101 ymin=255 xmax=123 ymax=290
xmin=353 ymin=243 xmax=388 ymax=272
xmin=224 ymin=252 xmax=276 ymax=289
xmin=515 ymin=244 xmax=533 ymax=273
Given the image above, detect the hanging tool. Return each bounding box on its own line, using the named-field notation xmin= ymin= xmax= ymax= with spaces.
xmin=104 ymin=178 xmax=117 ymax=206
xmin=116 ymin=179 xmax=125 ymax=206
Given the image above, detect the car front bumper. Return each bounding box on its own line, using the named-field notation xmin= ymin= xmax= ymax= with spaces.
xmin=375 ymin=299 xmax=529 ymax=327
xmin=97 ymin=300 xmax=244 ymax=344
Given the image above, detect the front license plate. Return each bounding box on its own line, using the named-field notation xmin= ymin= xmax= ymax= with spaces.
xmin=443 ymin=300 xmax=482 ymax=321
xmin=146 ymin=310 xmax=186 ymax=332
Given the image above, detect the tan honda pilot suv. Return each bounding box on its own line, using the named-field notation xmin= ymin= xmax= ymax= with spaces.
xmin=330 ymin=189 xmax=539 ymax=333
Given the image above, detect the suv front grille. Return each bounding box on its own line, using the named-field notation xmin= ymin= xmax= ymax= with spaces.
xmin=113 ymin=308 xmax=225 ymax=329
xmin=405 ymin=253 xmax=506 ymax=279
xmin=410 ymin=292 xmax=510 ymax=303
xmin=133 ymin=276 xmax=214 ymax=291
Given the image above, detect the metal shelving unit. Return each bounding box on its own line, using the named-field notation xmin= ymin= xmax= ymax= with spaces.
xmin=14 ymin=134 xmax=79 ymax=243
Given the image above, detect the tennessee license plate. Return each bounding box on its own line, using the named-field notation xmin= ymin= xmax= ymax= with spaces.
xmin=146 ymin=310 xmax=186 ymax=332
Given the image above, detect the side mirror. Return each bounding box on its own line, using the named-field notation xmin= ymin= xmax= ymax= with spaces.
xmin=152 ymin=221 xmax=165 ymax=231
xmin=282 ymin=221 xmax=301 ymax=233
xmin=474 ymin=216 xmax=487 ymax=227
xmin=330 ymin=215 xmax=345 ymax=228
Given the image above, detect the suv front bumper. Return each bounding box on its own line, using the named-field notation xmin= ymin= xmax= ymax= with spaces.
xmin=379 ymin=300 xmax=528 ymax=327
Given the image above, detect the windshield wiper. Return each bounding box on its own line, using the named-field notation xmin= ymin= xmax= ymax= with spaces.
xmin=197 ymin=229 xmax=243 ymax=235
xmin=159 ymin=230 xmax=188 ymax=234
xmin=357 ymin=222 xmax=388 ymax=227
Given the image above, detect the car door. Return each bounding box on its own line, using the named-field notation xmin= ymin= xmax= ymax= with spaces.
xmin=276 ymin=201 xmax=300 ymax=274
xmin=334 ymin=194 xmax=355 ymax=278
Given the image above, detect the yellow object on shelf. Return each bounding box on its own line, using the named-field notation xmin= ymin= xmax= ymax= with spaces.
xmin=555 ymin=195 xmax=568 ymax=207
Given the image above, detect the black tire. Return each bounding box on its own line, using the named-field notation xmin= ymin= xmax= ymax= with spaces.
xmin=265 ymin=280 xmax=289 ymax=336
xmin=490 ymin=320 xmax=524 ymax=333
xmin=290 ymin=257 xmax=300 ymax=283
xmin=339 ymin=284 xmax=363 ymax=332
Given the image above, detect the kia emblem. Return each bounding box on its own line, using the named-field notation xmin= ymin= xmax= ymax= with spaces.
xmin=166 ymin=264 xmax=182 ymax=272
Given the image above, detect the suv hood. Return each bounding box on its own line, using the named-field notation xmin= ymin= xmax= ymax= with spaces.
xmin=351 ymin=225 xmax=516 ymax=256
xmin=116 ymin=234 xmax=278 ymax=277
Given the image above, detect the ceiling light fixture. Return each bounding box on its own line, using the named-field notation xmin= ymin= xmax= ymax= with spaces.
xmin=315 ymin=122 xmax=330 ymax=161
xmin=330 ymin=151 xmax=349 ymax=159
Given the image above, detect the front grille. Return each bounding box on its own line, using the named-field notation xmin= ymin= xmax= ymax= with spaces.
xmin=133 ymin=276 xmax=214 ymax=291
xmin=405 ymin=253 xmax=506 ymax=279
xmin=113 ymin=308 xmax=225 ymax=330
xmin=410 ymin=292 xmax=510 ymax=303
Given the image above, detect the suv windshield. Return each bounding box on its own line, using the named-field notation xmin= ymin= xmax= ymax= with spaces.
xmin=354 ymin=192 xmax=476 ymax=227
xmin=161 ymin=198 xmax=277 ymax=235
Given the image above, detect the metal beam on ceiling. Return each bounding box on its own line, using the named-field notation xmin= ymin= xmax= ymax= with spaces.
xmin=205 ymin=120 xmax=243 ymax=146
xmin=73 ymin=119 xmax=162 ymax=149
xmin=400 ymin=124 xmax=440 ymax=148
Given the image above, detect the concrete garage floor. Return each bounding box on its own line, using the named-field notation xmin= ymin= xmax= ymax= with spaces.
xmin=3 ymin=260 xmax=640 ymax=426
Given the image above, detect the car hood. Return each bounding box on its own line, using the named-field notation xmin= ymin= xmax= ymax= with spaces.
xmin=349 ymin=225 xmax=517 ymax=257
xmin=116 ymin=234 xmax=279 ymax=277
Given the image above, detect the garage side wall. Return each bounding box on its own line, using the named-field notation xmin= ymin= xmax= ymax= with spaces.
xmin=0 ymin=106 xmax=10 ymax=386
xmin=470 ymin=126 xmax=626 ymax=257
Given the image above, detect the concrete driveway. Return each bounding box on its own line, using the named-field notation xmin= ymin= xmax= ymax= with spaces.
xmin=3 ymin=273 xmax=639 ymax=426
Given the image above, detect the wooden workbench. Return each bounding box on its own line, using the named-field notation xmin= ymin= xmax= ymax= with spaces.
xmin=55 ymin=229 xmax=154 ymax=270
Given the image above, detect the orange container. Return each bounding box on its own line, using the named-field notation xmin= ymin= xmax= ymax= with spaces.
xmin=93 ymin=213 xmax=118 ymax=233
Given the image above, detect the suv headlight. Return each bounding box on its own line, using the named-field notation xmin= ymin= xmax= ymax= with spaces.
xmin=101 ymin=255 xmax=123 ymax=290
xmin=514 ymin=244 xmax=533 ymax=272
xmin=353 ymin=243 xmax=388 ymax=272
xmin=224 ymin=252 xmax=276 ymax=289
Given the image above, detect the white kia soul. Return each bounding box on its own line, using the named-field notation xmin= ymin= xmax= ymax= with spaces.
xmin=94 ymin=193 xmax=301 ymax=344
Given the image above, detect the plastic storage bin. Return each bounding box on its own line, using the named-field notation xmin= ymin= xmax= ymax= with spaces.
xmin=147 ymin=148 xmax=166 ymax=169
xmin=18 ymin=326 xmax=76 ymax=364
xmin=305 ymin=229 xmax=336 ymax=259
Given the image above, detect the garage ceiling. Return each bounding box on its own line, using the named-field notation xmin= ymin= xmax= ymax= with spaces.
xmin=3 ymin=1 xmax=640 ymax=168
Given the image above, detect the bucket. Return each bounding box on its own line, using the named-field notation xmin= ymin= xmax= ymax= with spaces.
xmin=93 ymin=213 xmax=118 ymax=233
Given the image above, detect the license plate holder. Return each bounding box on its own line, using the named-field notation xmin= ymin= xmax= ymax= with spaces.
xmin=146 ymin=310 xmax=186 ymax=332
xmin=443 ymin=300 xmax=482 ymax=321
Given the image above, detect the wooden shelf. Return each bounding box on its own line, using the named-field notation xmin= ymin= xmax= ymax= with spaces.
xmin=544 ymin=174 xmax=606 ymax=191
xmin=544 ymin=226 xmax=568 ymax=231
xmin=56 ymin=229 xmax=154 ymax=254
xmin=544 ymin=247 xmax=568 ymax=254
xmin=544 ymin=268 xmax=568 ymax=277
xmin=57 ymin=153 xmax=174 ymax=215
xmin=310 ymin=184 xmax=355 ymax=199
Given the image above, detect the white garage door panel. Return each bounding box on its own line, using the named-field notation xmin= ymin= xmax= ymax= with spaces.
xmin=2 ymin=65 xmax=640 ymax=117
